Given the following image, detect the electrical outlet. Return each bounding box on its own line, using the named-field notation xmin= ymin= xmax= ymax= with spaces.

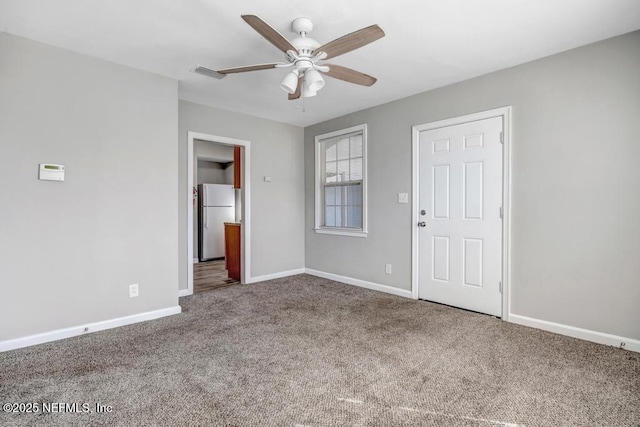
xmin=385 ymin=264 xmax=392 ymax=274
xmin=398 ymin=193 xmax=408 ymax=204
xmin=129 ymin=284 xmax=139 ymax=298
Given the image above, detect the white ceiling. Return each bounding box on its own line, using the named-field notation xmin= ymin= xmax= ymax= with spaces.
xmin=1 ymin=0 xmax=639 ymax=127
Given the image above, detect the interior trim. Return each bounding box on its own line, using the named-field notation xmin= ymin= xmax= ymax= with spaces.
xmin=247 ymin=268 xmax=306 ymax=284
xmin=185 ymin=131 xmax=251 ymax=296
xmin=509 ymin=313 xmax=640 ymax=353
xmin=0 ymin=306 xmax=182 ymax=352
xmin=305 ymin=268 xmax=413 ymax=299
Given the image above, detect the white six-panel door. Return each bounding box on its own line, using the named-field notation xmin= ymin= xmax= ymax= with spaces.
xmin=417 ymin=116 xmax=503 ymax=316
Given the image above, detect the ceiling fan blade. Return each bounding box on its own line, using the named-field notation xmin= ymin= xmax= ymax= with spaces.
xmin=217 ymin=63 xmax=280 ymax=74
xmin=242 ymin=15 xmax=297 ymax=54
xmin=322 ymin=64 xmax=377 ymax=86
xmin=313 ymin=25 xmax=385 ymax=59
xmin=288 ymin=77 xmax=303 ymax=100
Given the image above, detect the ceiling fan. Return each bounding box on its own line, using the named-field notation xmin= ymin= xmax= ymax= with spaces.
xmin=214 ymin=15 xmax=385 ymax=100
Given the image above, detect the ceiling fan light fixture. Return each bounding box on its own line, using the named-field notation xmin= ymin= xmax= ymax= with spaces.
xmin=302 ymin=79 xmax=316 ymax=97
xmin=280 ymin=70 xmax=299 ymax=94
xmin=303 ymin=77 xmax=318 ymax=97
xmin=303 ymin=88 xmax=317 ymax=98
xmin=304 ymin=68 xmax=325 ymax=93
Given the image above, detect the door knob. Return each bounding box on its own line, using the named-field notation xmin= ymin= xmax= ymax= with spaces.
xmin=418 ymin=221 xmax=426 ymax=227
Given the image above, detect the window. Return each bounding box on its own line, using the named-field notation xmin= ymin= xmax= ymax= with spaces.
xmin=314 ymin=124 xmax=367 ymax=237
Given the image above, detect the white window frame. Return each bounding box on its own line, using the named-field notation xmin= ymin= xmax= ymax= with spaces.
xmin=314 ymin=124 xmax=368 ymax=238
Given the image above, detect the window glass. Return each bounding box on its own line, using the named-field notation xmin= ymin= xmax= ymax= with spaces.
xmin=326 ymin=142 xmax=337 ymax=162
xmin=337 ymin=160 xmax=350 ymax=182
xmin=337 ymin=138 xmax=350 ymax=160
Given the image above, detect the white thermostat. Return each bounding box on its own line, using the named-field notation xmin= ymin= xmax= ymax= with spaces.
xmin=39 ymin=164 xmax=65 ymax=181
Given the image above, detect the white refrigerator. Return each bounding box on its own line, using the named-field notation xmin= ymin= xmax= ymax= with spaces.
xmin=198 ymin=184 xmax=235 ymax=261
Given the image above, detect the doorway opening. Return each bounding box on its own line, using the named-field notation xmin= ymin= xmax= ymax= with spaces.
xmin=184 ymin=132 xmax=251 ymax=296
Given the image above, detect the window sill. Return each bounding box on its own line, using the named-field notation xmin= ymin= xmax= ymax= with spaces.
xmin=314 ymin=228 xmax=368 ymax=238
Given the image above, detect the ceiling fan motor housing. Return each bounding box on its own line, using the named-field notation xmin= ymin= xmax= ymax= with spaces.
xmin=292 ymin=17 xmax=313 ymax=35
xmin=292 ymin=37 xmax=320 ymax=56
xmin=291 ymin=17 xmax=320 ymax=57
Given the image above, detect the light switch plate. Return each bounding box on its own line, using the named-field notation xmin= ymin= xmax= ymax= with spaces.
xmin=398 ymin=192 xmax=408 ymax=204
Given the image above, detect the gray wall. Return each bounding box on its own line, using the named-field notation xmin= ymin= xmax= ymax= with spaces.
xmin=305 ymin=31 xmax=640 ymax=340
xmin=179 ymin=100 xmax=305 ymax=287
xmin=194 ymin=139 xmax=234 ymax=164
xmin=197 ymin=161 xmax=227 ymax=186
xmin=0 ymin=33 xmax=179 ymax=341
xmin=224 ymin=162 xmax=234 ymax=186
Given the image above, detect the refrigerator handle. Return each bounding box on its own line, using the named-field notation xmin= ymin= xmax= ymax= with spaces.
xmin=202 ymin=186 xmax=207 ymax=228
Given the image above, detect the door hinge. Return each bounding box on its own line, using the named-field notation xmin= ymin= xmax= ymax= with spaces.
xmin=500 ymin=132 xmax=504 ymax=144
xmin=499 ymin=281 xmax=503 ymax=293
xmin=499 ymin=206 xmax=503 ymax=218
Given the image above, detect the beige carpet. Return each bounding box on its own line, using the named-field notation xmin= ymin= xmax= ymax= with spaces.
xmin=0 ymin=274 xmax=638 ymax=426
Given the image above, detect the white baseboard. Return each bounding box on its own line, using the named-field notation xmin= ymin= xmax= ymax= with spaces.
xmin=193 ymin=258 xmax=199 ymax=264
xmin=247 ymin=268 xmax=306 ymax=284
xmin=509 ymin=313 xmax=640 ymax=353
xmin=305 ymin=268 xmax=414 ymax=299
xmin=178 ymin=289 xmax=192 ymax=297
xmin=0 ymin=306 xmax=182 ymax=353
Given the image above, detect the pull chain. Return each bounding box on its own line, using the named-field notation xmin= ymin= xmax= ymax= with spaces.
xmin=301 ymin=78 xmax=306 ymax=112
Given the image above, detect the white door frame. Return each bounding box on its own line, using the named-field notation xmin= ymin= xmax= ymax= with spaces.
xmin=182 ymin=131 xmax=251 ymax=297
xmin=411 ymin=107 xmax=512 ymax=320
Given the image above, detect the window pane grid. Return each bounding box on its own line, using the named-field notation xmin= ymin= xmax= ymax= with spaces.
xmin=324 ymin=135 xmax=363 ymax=185
xmin=317 ymin=126 xmax=366 ymax=234
xmin=322 ymin=182 xmax=362 ymax=229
